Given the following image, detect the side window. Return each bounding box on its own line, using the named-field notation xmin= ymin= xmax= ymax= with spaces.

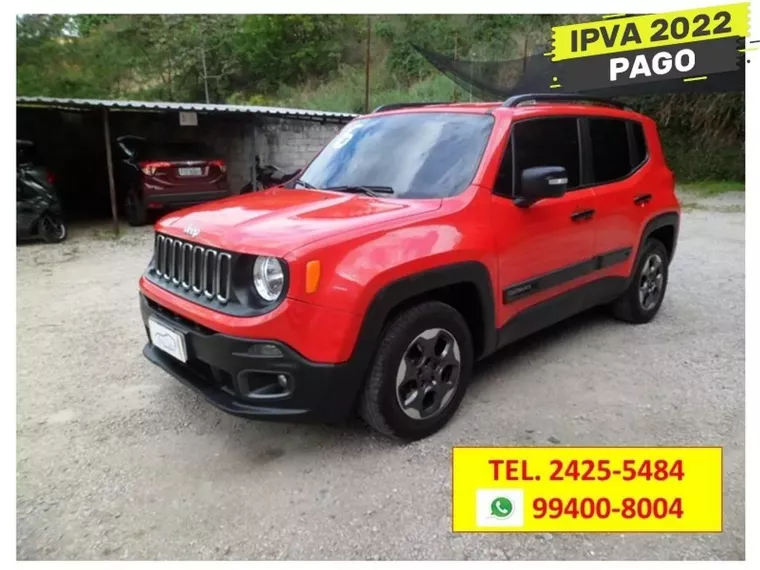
xmin=493 ymin=137 xmax=513 ymax=197
xmin=512 ymin=118 xmax=581 ymax=194
xmin=630 ymin=121 xmax=648 ymax=168
xmin=588 ymin=118 xmax=631 ymax=184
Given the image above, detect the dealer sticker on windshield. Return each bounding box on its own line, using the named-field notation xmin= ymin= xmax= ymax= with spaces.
xmin=331 ymin=121 xmax=365 ymax=149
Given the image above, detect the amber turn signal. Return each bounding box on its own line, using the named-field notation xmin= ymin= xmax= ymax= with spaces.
xmin=305 ymin=260 xmax=321 ymax=293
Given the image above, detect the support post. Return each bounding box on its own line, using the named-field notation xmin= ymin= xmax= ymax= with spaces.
xmin=103 ymin=108 xmax=119 ymax=236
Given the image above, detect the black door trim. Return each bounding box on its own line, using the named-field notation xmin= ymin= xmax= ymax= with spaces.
xmin=503 ymin=246 xmax=633 ymax=304
xmin=497 ymin=276 xmax=628 ymax=349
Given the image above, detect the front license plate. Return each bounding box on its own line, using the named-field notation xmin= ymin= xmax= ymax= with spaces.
xmin=148 ymin=318 xmax=188 ymax=363
xmin=178 ymin=167 xmax=203 ymax=177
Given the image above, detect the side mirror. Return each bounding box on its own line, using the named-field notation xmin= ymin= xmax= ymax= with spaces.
xmin=515 ymin=166 xmax=568 ymax=208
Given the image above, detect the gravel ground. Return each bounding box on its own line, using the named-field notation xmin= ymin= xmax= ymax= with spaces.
xmin=16 ymin=193 xmax=744 ymax=561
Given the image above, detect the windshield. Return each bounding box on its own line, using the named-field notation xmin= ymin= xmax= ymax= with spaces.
xmin=296 ymin=112 xmax=494 ymax=199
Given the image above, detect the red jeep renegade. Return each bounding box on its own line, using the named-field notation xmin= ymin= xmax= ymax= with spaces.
xmin=139 ymin=94 xmax=680 ymax=440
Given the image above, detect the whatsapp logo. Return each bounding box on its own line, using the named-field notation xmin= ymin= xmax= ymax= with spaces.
xmin=490 ymin=497 xmax=514 ymax=519
xmin=477 ymin=490 xmax=524 ymax=528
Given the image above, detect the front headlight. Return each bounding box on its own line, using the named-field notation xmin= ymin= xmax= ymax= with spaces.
xmin=252 ymin=256 xmax=285 ymax=301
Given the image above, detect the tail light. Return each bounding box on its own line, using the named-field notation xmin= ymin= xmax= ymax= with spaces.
xmin=140 ymin=161 xmax=172 ymax=175
xmin=46 ymin=172 xmax=55 ymax=185
xmin=209 ymin=160 xmax=227 ymax=173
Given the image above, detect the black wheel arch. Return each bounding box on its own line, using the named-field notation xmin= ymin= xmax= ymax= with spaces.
xmin=639 ymin=211 xmax=680 ymax=265
xmin=342 ymin=261 xmax=497 ymax=406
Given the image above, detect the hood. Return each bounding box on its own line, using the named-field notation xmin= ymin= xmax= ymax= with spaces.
xmin=156 ymin=187 xmax=442 ymax=256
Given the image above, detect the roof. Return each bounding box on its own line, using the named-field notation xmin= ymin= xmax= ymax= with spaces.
xmin=370 ymin=97 xmax=645 ymax=121
xmin=16 ymin=96 xmax=357 ymax=122
xmin=372 ymin=102 xmax=498 ymax=116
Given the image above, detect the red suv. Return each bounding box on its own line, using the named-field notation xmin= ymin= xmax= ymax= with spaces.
xmin=139 ymin=94 xmax=680 ymax=440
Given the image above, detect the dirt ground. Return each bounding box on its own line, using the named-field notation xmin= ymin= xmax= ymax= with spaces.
xmin=16 ymin=191 xmax=745 ymax=560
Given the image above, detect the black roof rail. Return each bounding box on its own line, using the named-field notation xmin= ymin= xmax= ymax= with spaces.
xmin=371 ymin=101 xmax=449 ymax=113
xmin=503 ymin=93 xmax=631 ymax=111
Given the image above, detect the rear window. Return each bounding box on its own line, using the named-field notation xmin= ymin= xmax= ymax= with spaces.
xmin=143 ymin=141 xmax=217 ymax=160
xmin=631 ymin=121 xmax=648 ymax=167
xmin=588 ymin=118 xmax=632 ymax=184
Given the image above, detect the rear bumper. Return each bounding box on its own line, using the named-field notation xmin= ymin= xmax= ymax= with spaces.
xmin=145 ymin=190 xmax=231 ymax=208
xmin=140 ymin=295 xmax=360 ymax=422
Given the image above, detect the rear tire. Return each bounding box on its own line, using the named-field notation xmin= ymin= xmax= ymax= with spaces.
xmin=610 ymin=239 xmax=669 ymax=323
xmin=359 ymin=301 xmax=473 ymax=441
xmin=126 ymin=189 xmax=147 ymax=227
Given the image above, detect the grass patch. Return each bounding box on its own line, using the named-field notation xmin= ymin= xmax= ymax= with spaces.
xmin=680 ymin=201 xmax=744 ymax=213
xmin=679 ymin=202 xmax=709 ymax=212
xmin=679 ymin=181 xmax=745 ymax=196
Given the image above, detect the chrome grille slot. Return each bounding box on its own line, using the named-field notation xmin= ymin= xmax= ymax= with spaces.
xmin=216 ymin=253 xmax=232 ymax=303
xmin=203 ymin=249 xmax=217 ymax=300
xmin=152 ymin=233 xmax=233 ymax=305
xmin=155 ymin=234 xmax=165 ymax=275
xmin=171 ymin=240 xmax=182 ymax=285
xmin=164 ymin=237 xmax=173 ymax=281
xmin=181 ymin=243 xmax=193 ymax=290
xmin=191 ymin=245 xmax=204 ymax=294
xmin=160 ymin=237 xmax=170 ymax=279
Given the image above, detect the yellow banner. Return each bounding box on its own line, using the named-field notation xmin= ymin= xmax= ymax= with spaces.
xmin=452 ymin=447 xmax=722 ymax=532
xmin=551 ymin=4 xmax=749 ymax=61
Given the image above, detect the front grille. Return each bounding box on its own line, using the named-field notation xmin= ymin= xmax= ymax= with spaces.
xmin=153 ymin=234 xmax=232 ymax=304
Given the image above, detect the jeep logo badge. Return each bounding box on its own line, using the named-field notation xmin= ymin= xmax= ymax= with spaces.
xmin=184 ymin=225 xmax=201 ymax=238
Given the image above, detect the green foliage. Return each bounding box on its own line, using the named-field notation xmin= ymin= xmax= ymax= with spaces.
xmin=17 ymin=15 xmax=132 ymax=98
xmin=234 ymin=15 xmax=359 ymax=93
xmin=680 ymin=181 xmax=744 ymax=195
xmin=629 ymin=93 xmax=745 ymax=182
xmin=16 ymin=14 xmax=745 ymax=182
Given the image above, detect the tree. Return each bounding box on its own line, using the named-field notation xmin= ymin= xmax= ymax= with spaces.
xmin=233 ymin=15 xmax=351 ymax=92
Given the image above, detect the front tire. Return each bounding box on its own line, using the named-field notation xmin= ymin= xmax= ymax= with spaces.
xmin=610 ymin=238 xmax=669 ymax=323
xmin=359 ymin=301 xmax=473 ymax=441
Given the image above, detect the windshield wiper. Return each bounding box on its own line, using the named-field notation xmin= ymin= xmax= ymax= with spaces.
xmin=293 ymin=178 xmax=316 ymax=189
xmin=325 ymin=185 xmax=395 ymax=197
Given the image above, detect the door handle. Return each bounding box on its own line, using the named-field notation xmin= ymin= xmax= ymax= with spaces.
xmin=634 ymin=193 xmax=652 ymax=205
xmin=570 ymin=209 xmax=595 ymax=221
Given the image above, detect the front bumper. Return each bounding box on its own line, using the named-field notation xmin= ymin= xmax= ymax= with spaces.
xmin=140 ymin=295 xmax=360 ymax=422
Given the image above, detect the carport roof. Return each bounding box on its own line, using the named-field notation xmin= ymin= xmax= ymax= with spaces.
xmin=16 ymin=96 xmax=358 ymax=122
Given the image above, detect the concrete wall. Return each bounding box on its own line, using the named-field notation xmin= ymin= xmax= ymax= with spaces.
xmin=254 ymin=117 xmax=344 ymax=172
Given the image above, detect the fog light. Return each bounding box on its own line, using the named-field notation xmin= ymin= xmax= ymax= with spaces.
xmin=248 ymin=343 xmax=283 ymax=358
xmin=277 ymin=374 xmax=290 ymax=389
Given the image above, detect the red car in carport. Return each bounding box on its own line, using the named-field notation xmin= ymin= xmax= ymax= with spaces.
xmin=115 ymin=136 xmax=230 ymax=226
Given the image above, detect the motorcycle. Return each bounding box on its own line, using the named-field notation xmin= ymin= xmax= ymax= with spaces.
xmin=17 ymin=140 xmax=67 ymax=244
xmin=239 ymin=155 xmax=300 ymax=193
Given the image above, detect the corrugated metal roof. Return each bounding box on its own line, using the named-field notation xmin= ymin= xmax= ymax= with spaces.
xmin=16 ymin=96 xmax=357 ymax=122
